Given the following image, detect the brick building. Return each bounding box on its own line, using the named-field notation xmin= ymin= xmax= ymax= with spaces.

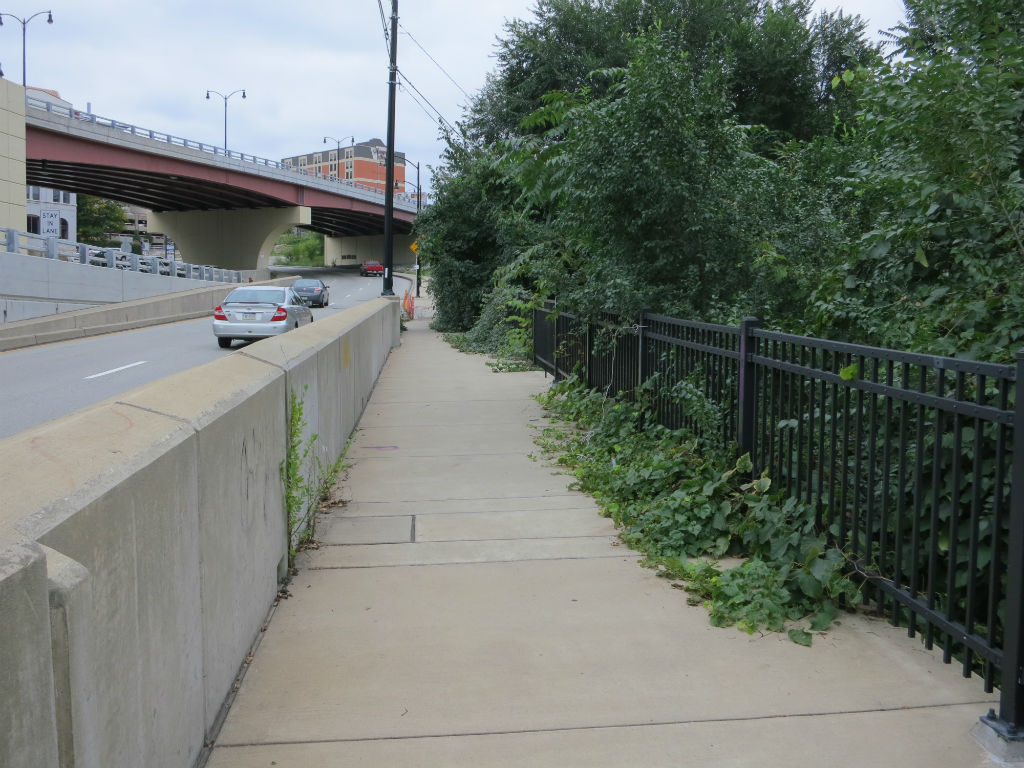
xmin=281 ymin=139 xmax=406 ymax=193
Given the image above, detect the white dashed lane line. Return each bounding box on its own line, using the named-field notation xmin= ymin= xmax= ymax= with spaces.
xmin=84 ymin=361 xmax=148 ymax=380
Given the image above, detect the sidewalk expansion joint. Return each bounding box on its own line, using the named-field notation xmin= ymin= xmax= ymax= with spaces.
xmin=327 ymin=534 xmax=622 ymax=545
xmin=213 ymin=700 xmax=999 ymax=750
xmin=308 ymin=554 xmax=635 ymax=569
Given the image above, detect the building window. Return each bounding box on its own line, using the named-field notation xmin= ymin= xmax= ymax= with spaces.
xmin=26 ymin=215 xmax=40 ymax=234
xmin=60 ymin=219 xmax=69 ymax=239
xmin=52 ymin=189 xmax=60 ymax=202
xmin=31 ymin=186 xmax=40 ymax=201
xmin=62 ymin=191 xmax=71 ymax=203
xmin=344 ymin=148 xmax=353 ymax=159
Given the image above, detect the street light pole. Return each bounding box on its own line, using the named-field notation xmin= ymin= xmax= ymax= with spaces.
xmin=381 ymin=0 xmax=398 ymax=297
xmin=205 ymin=88 xmax=246 ymax=152
xmin=407 ymin=160 xmax=422 ymax=297
xmin=0 ymin=10 xmax=53 ymax=88
xmin=324 ymin=135 xmax=354 ymax=178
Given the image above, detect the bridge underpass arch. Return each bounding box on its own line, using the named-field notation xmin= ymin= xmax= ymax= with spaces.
xmin=149 ymin=206 xmax=311 ymax=270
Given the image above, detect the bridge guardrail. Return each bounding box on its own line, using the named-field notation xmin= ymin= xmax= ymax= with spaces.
xmin=25 ymin=97 xmax=422 ymax=212
xmin=4 ymin=227 xmax=242 ymax=283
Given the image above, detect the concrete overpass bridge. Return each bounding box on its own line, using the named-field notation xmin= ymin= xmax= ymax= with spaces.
xmin=23 ymin=96 xmax=418 ymax=270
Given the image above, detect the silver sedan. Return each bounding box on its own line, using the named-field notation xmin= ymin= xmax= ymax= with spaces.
xmin=212 ymin=286 xmax=313 ymax=348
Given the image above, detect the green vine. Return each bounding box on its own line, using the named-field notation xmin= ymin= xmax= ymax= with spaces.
xmin=534 ymin=377 xmax=861 ymax=645
xmin=281 ymin=388 xmax=347 ymax=567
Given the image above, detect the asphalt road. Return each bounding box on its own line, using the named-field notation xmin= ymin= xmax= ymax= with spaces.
xmin=0 ymin=272 xmax=410 ymax=440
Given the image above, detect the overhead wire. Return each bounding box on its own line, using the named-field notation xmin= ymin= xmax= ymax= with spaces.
xmin=376 ymin=0 xmax=391 ymax=54
xmin=399 ymin=23 xmax=469 ymax=99
xmin=372 ymin=1 xmax=465 ymax=143
xmin=396 ymin=69 xmax=460 ymax=136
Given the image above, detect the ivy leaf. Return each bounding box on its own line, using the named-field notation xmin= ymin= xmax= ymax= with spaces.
xmin=915 ymin=247 xmax=929 ymax=267
xmin=839 ymin=363 xmax=859 ymax=381
xmin=809 ymin=602 xmax=838 ymax=631
xmin=788 ymin=628 xmax=813 ymax=646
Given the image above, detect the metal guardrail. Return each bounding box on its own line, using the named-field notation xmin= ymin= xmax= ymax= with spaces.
xmin=4 ymin=227 xmax=242 ymax=283
xmin=25 ymin=97 xmax=423 ymax=211
xmin=534 ymin=301 xmax=1023 ymax=738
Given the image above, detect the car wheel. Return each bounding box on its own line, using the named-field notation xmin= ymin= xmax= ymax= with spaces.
xmin=218 ymin=338 xmax=232 ymax=349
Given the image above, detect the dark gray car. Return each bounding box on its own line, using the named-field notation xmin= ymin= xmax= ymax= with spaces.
xmin=292 ymin=278 xmax=330 ymax=307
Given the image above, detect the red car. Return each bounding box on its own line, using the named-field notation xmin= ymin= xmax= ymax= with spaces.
xmin=360 ymin=260 xmax=384 ymax=276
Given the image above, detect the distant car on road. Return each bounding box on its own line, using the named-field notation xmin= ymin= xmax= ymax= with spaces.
xmin=360 ymin=260 xmax=383 ymax=277
xmin=212 ymin=285 xmax=313 ymax=348
xmin=292 ymin=278 xmax=330 ymax=307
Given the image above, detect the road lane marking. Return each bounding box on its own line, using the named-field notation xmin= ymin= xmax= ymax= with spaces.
xmin=84 ymin=361 xmax=148 ymax=380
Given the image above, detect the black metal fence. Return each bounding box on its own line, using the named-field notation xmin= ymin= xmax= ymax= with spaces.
xmin=534 ymin=301 xmax=1024 ymax=736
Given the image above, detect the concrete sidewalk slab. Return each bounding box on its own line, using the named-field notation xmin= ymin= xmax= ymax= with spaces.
xmin=413 ymin=507 xmax=617 ymax=541
xmin=342 ymin=453 xmax=576 ymax=503
xmin=206 ymin=319 xmax=1001 ymax=768
xmin=337 ymin=494 xmax=594 ymax=518
xmin=304 ymin=536 xmax=626 ymax=569
xmin=347 ymin=422 xmax=542 ymax=457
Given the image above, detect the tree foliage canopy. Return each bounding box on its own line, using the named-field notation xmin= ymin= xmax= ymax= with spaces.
xmin=76 ymin=195 xmax=125 ymax=247
xmin=416 ymin=0 xmax=1023 ymax=363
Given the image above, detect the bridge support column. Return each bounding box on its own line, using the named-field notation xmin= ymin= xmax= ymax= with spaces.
xmin=149 ymin=206 xmax=312 ymax=271
xmin=0 ymin=80 xmax=28 ymax=231
xmin=325 ymin=233 xmax=415 ymax=270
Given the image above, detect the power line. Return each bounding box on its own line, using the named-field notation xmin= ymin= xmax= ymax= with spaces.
xmin=396 ymin=69 xmax=459 ymax=136
xmin=399 ymin=23 xmax=469 ymax=98
xmin=376 ymin=0 xmax=390 ymax=55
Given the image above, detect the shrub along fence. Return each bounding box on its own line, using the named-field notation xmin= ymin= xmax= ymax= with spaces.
xmin=534 ymin=301 xmax=1023 ymax=739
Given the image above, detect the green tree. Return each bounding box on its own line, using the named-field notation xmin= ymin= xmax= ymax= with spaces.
xmin=76 ymin=195 xmax=125 ymax=246
xmin=504 ymin=30 xmax=841 ymax=324
xmin=813 ymin=0 xmax=1024 ymax=360
xmin=274 ymin=230 xmax=324 ymax=266
xmin=413 ymin=144 xmax=521 ymax=331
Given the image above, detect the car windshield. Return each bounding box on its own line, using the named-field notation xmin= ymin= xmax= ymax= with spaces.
xmin=293 ymin=280 xmax=320 ymax=288
xmin=224 ymin=288 xmax=286 ymax=304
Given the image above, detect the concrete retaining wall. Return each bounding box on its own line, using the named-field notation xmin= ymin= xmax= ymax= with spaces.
xmin=0 ymin=250 xmax=248 ymax=326
xmin=0 ymin=297 xmax=400 ymax=767
xmin=0 ymin=271 xmax=292 ymax=352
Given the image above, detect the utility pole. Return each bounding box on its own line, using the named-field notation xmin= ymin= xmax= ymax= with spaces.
xmin=381 ymin=0 xmax=398 ymax=296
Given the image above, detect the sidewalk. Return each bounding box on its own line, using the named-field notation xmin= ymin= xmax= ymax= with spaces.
xmin=205 ymin=312 xmax=1001 ymax=767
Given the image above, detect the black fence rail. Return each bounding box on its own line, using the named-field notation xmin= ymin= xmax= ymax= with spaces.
xmin=534 ymin=301 xmax=1024 ymax=737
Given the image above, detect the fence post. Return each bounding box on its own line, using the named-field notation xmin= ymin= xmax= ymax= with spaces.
xmin=585 ymin=319 xmax=593 ymax=390
xmin=637 ymin=307 xmax=649 ymax=390
xmin=552 ymin=305 xmax=562 ymax=383
xmin=982 ymin=348 xmax=1024 ymax=742
xmin=45 ymin=236 xmax=58 ymax=259
xmin=737 ymin=317 xmax=761 ymax=466
xmin=5 ymin=228 xmax=17 ymax=254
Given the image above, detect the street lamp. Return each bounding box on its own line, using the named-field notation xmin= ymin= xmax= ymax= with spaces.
xmin=324 ymin=136 xmax=354 ymax=178
xmin=0 ymin=10 xmax=53 ymax=88
xmin=323 ymin=135 xmax=354 ymax=151
xmin=406 ymin=160 xmax=422 ymax=297
xmin=205 ymin=88 xmax=246 ymax=152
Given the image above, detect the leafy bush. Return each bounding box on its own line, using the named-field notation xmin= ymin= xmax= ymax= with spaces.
xmin=534 ymin=378 xmax=860 ymax=643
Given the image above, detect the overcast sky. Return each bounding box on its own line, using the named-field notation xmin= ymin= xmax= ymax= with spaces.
xmin=3 ymin=1 xmax=907 ymax=194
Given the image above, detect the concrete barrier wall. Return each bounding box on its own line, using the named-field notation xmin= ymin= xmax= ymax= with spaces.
xmin=0 ymin=250 xmax=245 ymax=324
xmin=0 ymin=297 xmax=400 ymax=768
xmin=0 ymin=271 xmax=293 ymax=351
